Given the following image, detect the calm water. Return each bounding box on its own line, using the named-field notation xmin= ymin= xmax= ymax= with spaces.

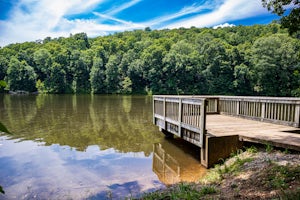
xmin=0 ymin=94 xmax=206 ymax=199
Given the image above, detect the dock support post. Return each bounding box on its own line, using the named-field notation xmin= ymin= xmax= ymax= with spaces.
xmin=201 ymin=135 xmax=243 ymax=168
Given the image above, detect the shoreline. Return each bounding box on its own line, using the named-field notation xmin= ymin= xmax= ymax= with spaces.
xmin=139 ymin=145 xmax=300 ymax=199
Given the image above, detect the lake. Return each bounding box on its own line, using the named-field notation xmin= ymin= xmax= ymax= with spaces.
xmin=0 ymin=94 xmax=206 ymax=199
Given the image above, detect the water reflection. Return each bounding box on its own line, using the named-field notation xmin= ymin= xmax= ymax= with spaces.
xmin=0 ymin=94 xmax=206 ymax=199
xmin=0 ymin=136 xmax=164 ymax=199
xmin=153 ymin=139 xmax=207 ymax=185
xmin=0 ymin=94 xmax=161 ymax=154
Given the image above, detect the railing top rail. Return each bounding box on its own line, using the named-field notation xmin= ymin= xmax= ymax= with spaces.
xmin=153 ymin=95 xmax=300 ymax=103
xmin=153 ymin=95 xmax=207 ymax=101
xmin=217 ymin=95 xmax=300 ymax=101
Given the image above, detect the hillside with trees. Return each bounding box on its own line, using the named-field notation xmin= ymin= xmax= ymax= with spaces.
xmin=0 ymin=24 xmax=299 ymax=96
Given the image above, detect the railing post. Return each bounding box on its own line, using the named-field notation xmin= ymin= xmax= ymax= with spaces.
xmin=295 ymin=104 xmax=300 ymax=128
xmin=178 ymin=98 xmax=182 ymax=137
xmin=153 ymin=97 xmax=155 ymax=124
xmin=236 ymin=100 xmax=240 ymax=116
xmin=200 ymin=99 xmax=207 ymax=148
xmin=261 ymin=102 xmax=266 ymax=121
xmin=215 ymin=98 xmax=220 ymax=113
xmin=163 ymin=97 xmax=166 ymax=130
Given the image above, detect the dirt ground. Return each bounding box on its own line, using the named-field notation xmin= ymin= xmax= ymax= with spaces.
xmin=205 ymin=150 xmax=300 ymax=199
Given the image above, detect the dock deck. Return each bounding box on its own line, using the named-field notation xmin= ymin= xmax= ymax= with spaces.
xmin=207 ymin=114 xmax=300 ymax=151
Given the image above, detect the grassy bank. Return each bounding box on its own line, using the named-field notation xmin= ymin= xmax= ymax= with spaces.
xmin=139 ymin=145 xmax=300 ymax=200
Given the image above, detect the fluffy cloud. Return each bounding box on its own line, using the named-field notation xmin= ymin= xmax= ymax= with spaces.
xmin=213 ymin=22 xmax=235 ymax=29
xmin=0 ymin=0 xmax=273 ymax=47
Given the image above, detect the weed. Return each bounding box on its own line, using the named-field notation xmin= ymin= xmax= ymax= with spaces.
xmin=265 ymin=163 xmax=300 ymax=190
xmin=139 ymin=183 xmax=217 ymax=200
xmin=246 ymin=145 xmax=258 ymax=153
xmin=200 ymin=185 xmax=217 ymax=195
xmin=279 ymin=187 xmax=300 ymax=200
xmin=230 ymin=183 xmax=238 ymax=189
xmin=265 ymin=143 xmax=274 ymax=153
xmin=283 ymin=148 xmax=290 ymax=154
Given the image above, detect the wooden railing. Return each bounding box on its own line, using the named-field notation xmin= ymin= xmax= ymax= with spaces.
xmin=153 ymin=96 xmax=300 ymax=138
xmin=218 ymin=96 xmax=300 ymax=128
xmin=153 ymin=96 xmax=206 ymax=147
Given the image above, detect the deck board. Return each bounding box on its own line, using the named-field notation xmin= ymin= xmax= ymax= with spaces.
xmin=206 ymin=114 xmax=300 ymax=151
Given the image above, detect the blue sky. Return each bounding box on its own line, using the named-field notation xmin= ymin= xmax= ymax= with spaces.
xmin=0 ymin=0 xmax=279 ymax=47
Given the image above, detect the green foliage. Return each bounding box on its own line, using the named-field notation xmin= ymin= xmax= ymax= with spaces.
xmin=0 ymin=80 xmax=7 ymax=92
xmin=201 ymin=148 xmax=255 ymax=185
xmin=0 ymin=185 xmax=4 ymax=194
xmin=265 ymin=143 xmax=274 ymax=153
xmin=262 ymin=0 xmax=300 ymax=35
xmin=251 ymin=34 xmax=300 ymax=96
xmin=7 ymin=57 xmax=37 ymax=92
xmin=36 ymin=79 xmax=45 ymax=93
xmin=265 ymin=163 xmax=300 ymax=190
xmin=140 ymin=183 xmax=215 ymax=200
xmin=1 ymin=24 xmax=299 ymax=95
xmin=245 ymin=145 xmax=258 ymax=153
xmin=199 ymin=185 xmax=217 ymax=195
xmin=90 ymin=57 xmax=106 ymax=93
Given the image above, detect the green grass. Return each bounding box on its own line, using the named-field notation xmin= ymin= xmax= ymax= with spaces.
xmin=139 ymin=183 xmax=217 ymax=200
xmin=200 ymin=147 xmax=256 ymax=185
xmin=265 ymin=143 xmax=274 ymax=153
xmin=139 ymin=147 xmax=300 ymax=200
xmin=245 ymin=145 xmax=258 ymax=153
xmin=265 ymin=163 xmax=300 ymax=190
xmin=279 ymin=188 xmax=300 ymax=200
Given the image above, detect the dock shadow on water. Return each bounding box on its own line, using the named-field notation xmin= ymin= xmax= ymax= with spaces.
xmin=0 ymin=94 xmax=206 ymax=199
xmin=153 ymin=138 xmax=207 ymax=186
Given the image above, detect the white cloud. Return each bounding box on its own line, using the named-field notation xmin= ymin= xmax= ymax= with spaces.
xmin=0 ymin=0 xmax=148 ymax=46
xmin=164 ymin=0 xmax=268 ymax=29
xmin=0 ymin=0 xmax=107 ymax=46
xmin=213 ymin=22 xmax=235 ymax=29
xmin=0 ymin=0 xmax=274 ymax=47
xmin=105 ymin=0 xmax=143 ymax=16
xmin=93 ymin=12 xmax=144 ymax=29
xmin=144 ymin=2 xmax=217 ymax=28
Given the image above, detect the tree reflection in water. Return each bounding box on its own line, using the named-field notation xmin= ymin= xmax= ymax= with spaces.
xmin=0 ymin=94 xmax=162 ymax=155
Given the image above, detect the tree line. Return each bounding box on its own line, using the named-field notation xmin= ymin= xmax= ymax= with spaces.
xmin=0 ymin=23 xmax=299 ymax=96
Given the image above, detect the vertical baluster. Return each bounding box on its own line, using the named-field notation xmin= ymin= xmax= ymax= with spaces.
xmin=196 ymin=105 xmax=198 ymax=127
xmin=187 ymin=104 xmax=191 ymax=124
xmin=283 ymin=104 xmax=287 ymax=121
xmin=193 ymin=104 xmax=195 ymax=126
xmin=287 ymin=104 xmax=291 ymax=121
xmin=280 ymin=104 xmax=283 ymax=121
xmin=198 ymin=105 xmax=200 ymax=127
xmin=274 ymin=103 xmax=277 ymax=120
xmin=276 ymin=103 xmax=279 ymax=121
xmin=267 ymin=103 xmax=271 ymax=119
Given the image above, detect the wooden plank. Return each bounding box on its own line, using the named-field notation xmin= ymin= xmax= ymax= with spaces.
xmin=206 ymin=114 xmax=300 ymax=151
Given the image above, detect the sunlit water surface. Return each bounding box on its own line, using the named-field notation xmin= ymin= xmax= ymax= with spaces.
xmin=0 ymin=95 xmax=206 ymax=199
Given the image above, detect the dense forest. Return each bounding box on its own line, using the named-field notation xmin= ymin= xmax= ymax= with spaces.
xmin=0 ymin=23 xmax=299 ymax=96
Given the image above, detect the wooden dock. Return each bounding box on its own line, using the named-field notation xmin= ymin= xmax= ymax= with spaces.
xmin=207 ymin=114 xmax=300 ymax=151
xmin=153 ymin=95 xmax=300 ymax=168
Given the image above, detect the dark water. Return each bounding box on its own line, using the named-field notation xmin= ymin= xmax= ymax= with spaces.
xmin=0 ymin=94 xmax=206 ymax=199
